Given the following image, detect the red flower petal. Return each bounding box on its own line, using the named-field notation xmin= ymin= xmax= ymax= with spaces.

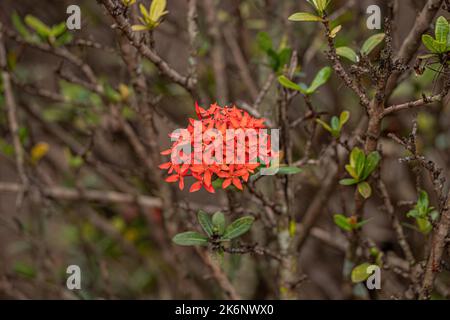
xmin=158 ymin=162 xmax=171 ymax=169
xmin=232 ymin=178 xmax=243 ymax=190
xmin=222 ymin=178 xmax=232 ymax=189
xmin=190 ymin=181 xmax=202 ymax=192
xmin=165 ymin=175 xmax=179 ymax=183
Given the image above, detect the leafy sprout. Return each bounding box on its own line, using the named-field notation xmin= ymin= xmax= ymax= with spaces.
xmin=316 ymin=111 xmax=350 ymax=138
xmin=14 ymin=13 xmax=72 ymax=46
xmin=257 ymin=32 xmax=292 ymax=73
xmin=172 ymin=211 xmax=254 ymax=246
xmin=336 ymin=33 xmax=385 ymax=63
xmin=132 ymin=0 xmax=168 ymax=32
xmin=406 ymin=190 xmax=439 ymax=235
xmin=421 ymin=16 xmax=450 ymax=55
xmin=333 ymin=214 xmax=370 ymax=232
xmin=278 ymin=66 xmax=332 ymax=95
xmin=339 ymin=147 xmax=381 ymax=199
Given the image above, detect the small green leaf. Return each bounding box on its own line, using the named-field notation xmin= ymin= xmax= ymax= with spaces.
xmin=339 ymin=111 xmax=350 ymax=129
xmin=50 ymin=22 xmax=66 ymax=38
xmin=351 ymin=263 xmax=372 ymax=283
xmin=345 ymin=164 xmax=359 ymax=179
xmin=24 ymin=15 xmax=51 ymax=38
xmin=212 ymin=211 xmax=226 ymax=235
xmin=416 ymin=218 xmax=432 ymax=235
xmin=288 ymin=12 xmax=323 ymax=22
xmin=435 ymin=16 xmax=449 ymax=44
xmin=12 ymin=12 xmax=32 ymax=40
xmin=330 ymin=25 xmax=342 ymax=38
xmin=339 ymin=178 xmax=358 ymax=186
xmin=362 ymin=151 xmax=381 ymax=180
xmin=197 ymin=210 xmax=214 ymax=237
xmin=334 ymin=214 xmax=352 ymax=232
xmin=361 ymin=33 xmax=385 ymax=55
xmin=222 ymin=216 xmax=254 ymax=240
xmin=277 ymin=166 xmax=303 ymax=175
xmin=330 ymin=116 xmax=340 ymax=131
xmin=212 ymin=178 xmax=223 ymax=189
xmin=407 ymin=209 xmax=420 ymax=219
xmin=149 ymin=0 xmax=168 ymax=22
xmin=336 ymin=47 xmax=359 ymax=63
xmin=307 ymin=66 xmax=331 ymax=94
xmin=350 ymin=147 xmax=363 ymax=169
xmin=278 ymin=75 xmax=305 ymax=93
xmin=355 ymin=218 xmax=372 ymax=229
xmin=172 ymin=231 xmax=208 ymax=246
xmin=257 ymin=32 xmax=272 ymax=52
xmin=422 ymin=34 xmax=439 ymax=53
xmin=417 ymin=190 xmax=429 ymax=212
xmin=357 ymin=181 xmax=372 ymax=199
xmin=316 ymin=119 xmax=332 ymax=133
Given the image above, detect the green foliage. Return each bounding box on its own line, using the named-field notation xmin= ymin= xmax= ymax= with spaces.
xmin=257 ymin=32 xmax=292 ymax=72
xmin=421 ymin=16 xmax=450 ymax=54
xmin=172 ymin=211 xmax=254 ymax=246
xmin=335 ymin=47 xmax=359 ymax=63
xmin=333 ymin=214 xmax=370 ymax=232
xmin=316 ymin=111 xmax=350 ymax=138
xmin=406 ymin=190 xmax=439 ymax=234
xmin=335 ymin=33 xmax=385 ymax=62
xmin=361 ymin=33 xmax=385 ymax=55
xmin=351 ymin=263 xmax=371 ymax=283
xmin=288 ymin=12 xmax=323 ymax=22
xmin=222 ymin=216 xmax=254 ymax=240
xmin=278 ymin=66 xmax=332 ymax=95
xmin=339 ymin=147 xmax=381 ymax=199
xmin=132 ymin=0 xmax=168 ymax=31
xmin=22 ymin=14 xmax=72 ymax=46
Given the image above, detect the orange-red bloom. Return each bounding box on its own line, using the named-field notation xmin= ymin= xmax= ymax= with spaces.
xmin=159 ymin=102 xmax=274 ymax=193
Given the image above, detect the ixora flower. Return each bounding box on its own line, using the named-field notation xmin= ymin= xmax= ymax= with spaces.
xmin=159 ymin=102 xmax=278 ymax=193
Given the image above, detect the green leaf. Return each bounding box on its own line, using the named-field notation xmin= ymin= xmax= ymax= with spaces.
xmin=361 ymin=33 xmax=385 ymax=55
xmin=222 ymin=216 xmax=254 ymax=240
xmin=197 ymin=210 xmax=214 ymax=237
xmin=149 ymin=0 xmax=168 ymax=22
xmin=316 ymin=118 xmax=332 ymax=133
xmin=357 ymin=181 xmax=372 ymax=199
xmin=339 ymin=111 xmax=350 ymax=129
xmin=12 ymin=12 xmax=32 ymax=40
xmin=212 ymin=178 xmax=223 ymax=189
xmin=355 ymin=218 xmax=372 ymax=229
xmin=278 ymin=75 xmax=305 ymax=93
xmin=416 ymin=218 xmax=432 ymax=235
xmin=277 ymin=166 xmax=303 ymax=175
xmin=212 ymin=212 xmax=226 ymax=235
xmin=277 ymin=48 xmax=292 ymax=71
xmin=407 ymin=209 xmax=420 ymax=219
xmin=422 ymin=34 xmax=439 ymax=53
xmin=172 ymin=231 xmax=208 ymax=246
xmin=345 ymin=164 xmax=359 ymax=179
xmin=307 ymin=66 xmax=331 ymax=94
xmin=257 ymin=32 xmax=272 ymax=52
xmin=24 ymin=15 xmax=51 ymax=38
xmin=330 ymin=116 xmax=340 ymax=131
xmin=350 ymin=147 xmax=363 ymax=169
xmin=351 ymin=263 xmax=372 ymax=283
xmin=50 ymin=22 xmax=66 ymax=38
xmin=362 ymin=151 xmax=381 ymax=180
xmin=288 ymin=12 xmax=323 ymax=22
xmin=417 ymin=190 xmax=429 ymax=214
xmin=336 ymin=46 xmax=359 ymax=63
xmin=435 ymin=16 xmax=449 ymax=44
xmin=339 ymin=178 xmax=357 ymax=186
xmin=333 ymin=214 xmax=352 ymax=232
xmin=307 ymin=0 xmax=330 ymax=13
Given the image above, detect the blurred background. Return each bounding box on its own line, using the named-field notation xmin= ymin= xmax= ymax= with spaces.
xmin=0 ymin=0 xmax=449 ymax=299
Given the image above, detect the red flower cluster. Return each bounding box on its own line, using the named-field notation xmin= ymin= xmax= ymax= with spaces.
xmin=159 ymin=103 xmax=273 ymax=193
